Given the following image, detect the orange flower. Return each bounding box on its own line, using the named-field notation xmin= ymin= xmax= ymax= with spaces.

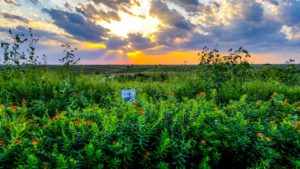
xmin=144 ymin=150 xmax=149 ymax=159
xmin=265 ymin=137 xmax=271 ymax=142
xmin=73 ymin=120 xmax=79 ymax=125
xmin=43 ymin=165 xmax=48 ymax=169
xmin=137 ymin=108 xmax=144 ymax=115
xmin=22 ymin=99 xmax=27 ymax=103
xmin=132 ymin=102 xmax=138 ymax=106
xmin=199 ymin=92 xmax=206 ymax=96
xmin=52 ymin=113 xmax=61 ymax=121
xmin=200 ymin=139 xmax=206 ymax=144
xmin=32 ymin=139 xmax=39 ymax=145
xmin=10 ymin=106 xmax=18 ymax=110
xmin=257 ymin=132 xmax=264 ymax=137
xmin=0 ymin=104 xmax=4 ymax=108
xmin=113 ymin=140 xmax=118 ymax=144
xmin=85 ymin=120 xmax=93 ymax=125
xmin=169 ymin=92 xmax=174 ymax=96
xmin=0 ymin=140 xmax=4 ymax=145
xmin=14 ymin=140 xmax=21 ymax=144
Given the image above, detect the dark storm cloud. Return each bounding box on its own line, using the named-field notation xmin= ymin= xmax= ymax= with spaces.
xmin=0 ymin=12 xmax=29 ymax=23
xmin=43 ymin=8 xmax=109 ymax=42
xmin=106 ymin=37 xmax=128 ymax=50
xmin=150 ymin=0 xmax=194 ymax=30
xmin=155 ymin=27 xmax=191 ymax=46
xmin=105 ymin=34 xmax=155 ymax=51
xmin=127 ymin=33 xmax=155 ymax=50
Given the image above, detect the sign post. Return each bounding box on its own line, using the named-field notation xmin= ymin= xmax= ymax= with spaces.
xmin=121 ymin=89 xmax=136 ymax=103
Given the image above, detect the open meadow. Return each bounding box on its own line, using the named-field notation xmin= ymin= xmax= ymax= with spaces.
xmin=0 ymin=63 xmax=299 ymax=169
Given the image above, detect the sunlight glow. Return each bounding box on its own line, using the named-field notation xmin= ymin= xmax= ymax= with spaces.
xmin=100 ymin=13 xmax=160 ymax=38
xmin=99 ymin=0 xmax=160 ymax=38
xmin=85 ymin=42 xmax=106 ymax=49
xmin=108 ymin=49 xmax=124 ymax=54
xmin=127 ymin=50 xmax=143 ymax=58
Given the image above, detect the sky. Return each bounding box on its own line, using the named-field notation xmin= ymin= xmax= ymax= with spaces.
xmin=0 ymin=0 xmax=300 ymax=64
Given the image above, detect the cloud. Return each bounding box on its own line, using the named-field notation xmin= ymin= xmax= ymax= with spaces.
xmin=75 ymin=2 xmax=121 ymax=22
xmin=149 ymin=1 xmax=196 ymax=46
xmin=243 ymin=2 xmax=264 ymax=22
xmin=268 ymin=0 xmax=279 ymax=5
xmin=164 ymin=0 xmax=199 ymax=12
xmin=177 ymin=32 xmax=213 ymax=50
xmin=106 ymin=36 xmax=128 ymax=50
xmin=281 ymin=25 xmax=300 ymax=40
xmin=3 ymin=0 xmax=20 ymax=6
xmin=0 ymin=26 xmax=67 ymax=44
xmin=43 ymin=8 xmax=109 ymax=42
xmin=14 ymin=26 xmax=59 ymax=39
xmin=278 ymin=0 xmax=300 ymax=27
xmin=104 ymin=34 xmax=156 ymax=51
xmin=150 ymin=0 xmax=195 ymax=50
xmin=0 ymin=12 xmax=29 ymax=23
xmin=28 ymin=0 xmax=38 ymax=5
xmin=155 ymin=27 xmax=191 ymax=46
xmin=2 ymin=0 xmax=300 ymax=63
xmin=64 ymin=1 xmax=73 ymax=10
xmin=145 ymin=0 xmax=295 ymax=55
xmin=90 ymin=0 xmax=140 ymax=16
xmin=127 ymin=33 xmax=155 ymax=50
xmin=150 ymin=0 xmax=194 ymax=30
xmin=187 ymin=1 xmax=285 ymax=45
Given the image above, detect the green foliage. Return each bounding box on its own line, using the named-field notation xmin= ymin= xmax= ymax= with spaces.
xmin=0 ymin=72 xmax=299 ymax=168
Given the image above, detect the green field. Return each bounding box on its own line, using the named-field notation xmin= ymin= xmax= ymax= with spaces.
xmin=0 ymin=64 xmax=299 ymax=169
xmin=13 ymin=64 xmax=298 ymax=74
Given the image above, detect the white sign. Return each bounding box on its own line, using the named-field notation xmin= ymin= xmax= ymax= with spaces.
xmin=121 ymin=89 xmax=136 ymax=103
